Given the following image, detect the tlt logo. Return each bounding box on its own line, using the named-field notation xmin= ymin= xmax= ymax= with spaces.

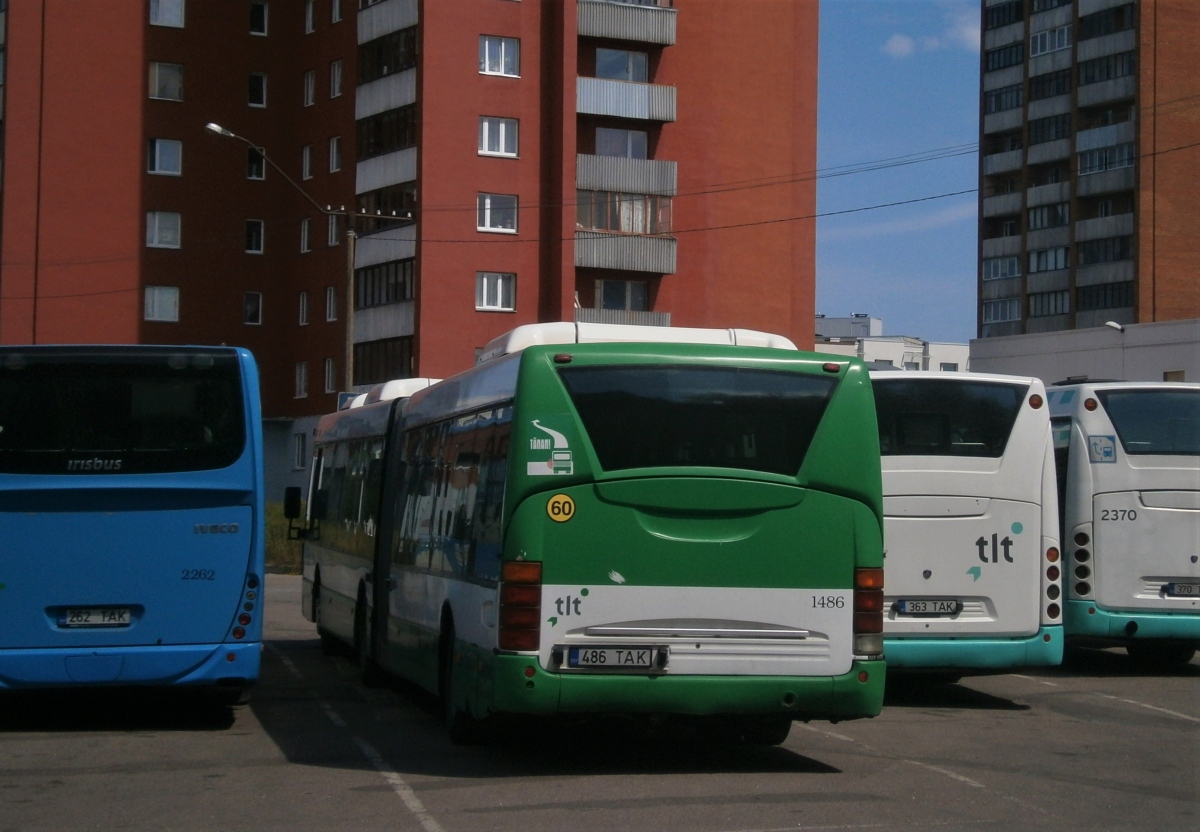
xmin=554 ymin=595 xmax=583 ymax=616
xmin=976 ymin=533 xmax=1014 ymax=564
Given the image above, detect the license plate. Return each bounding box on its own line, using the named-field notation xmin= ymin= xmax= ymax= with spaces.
xmin=897 ymin=599 xmax=962 ymax=615
xmin=60 ymin=608 xmax=132 ymax=628
xmin=567 ymin=646 xmax=656 ymax=669
xmin=1166 ymin=582 xmax=1200 ymax=598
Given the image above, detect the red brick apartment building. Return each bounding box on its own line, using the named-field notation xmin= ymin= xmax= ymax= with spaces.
xmin=0 ymin=0 xmax=818 ymax=491
xmin=978 ymin=0 xmax=1200 ymax=338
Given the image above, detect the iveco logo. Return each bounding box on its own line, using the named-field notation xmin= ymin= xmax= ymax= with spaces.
xmin=194 ymin=523 xmax=240 ymax=534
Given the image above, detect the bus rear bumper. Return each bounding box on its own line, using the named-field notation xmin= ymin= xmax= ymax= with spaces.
xmin=0 ymin=642 xmax=262 ymax=691
xmin=1064 ymin=601 xmax=1200 ymax=643
xmin=884 ymin=626 xmax=1063 ymax=670
xmin=489 ymin=656 xmax=885 ymax=722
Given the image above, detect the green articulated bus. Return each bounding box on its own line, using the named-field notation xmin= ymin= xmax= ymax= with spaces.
xmin=297 ymin=323 xmax=886 ymax=743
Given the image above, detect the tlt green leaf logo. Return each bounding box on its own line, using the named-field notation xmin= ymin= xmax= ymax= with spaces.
xmin=967 ymin=566 xmax=982 ymax=582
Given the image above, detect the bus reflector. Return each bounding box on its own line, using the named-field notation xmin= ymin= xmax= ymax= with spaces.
xmin=1047 ymin=565 xmax=1060 ymax=582
xmin=822 ymin=363 xmax=841 ymax=374
xmin=1029 ymin=394 xmax=1044 ymax=409
xmin=499 ymin=560 xmax=542 ymax=652
xmin=1084 ymin=398 xmax=1098 ymax=412
xmin=1046 ymin=547 xmax=1059 ymax=563
xmin=854 ymin=568 xmax=884 ymax=645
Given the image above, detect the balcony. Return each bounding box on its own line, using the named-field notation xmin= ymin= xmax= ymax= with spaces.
xmin=1077 ymin=74 xmax=1137 ymax=108
xmin=355 ymin=223 xmax=416 ymax=269
xmin=981 ymin=236 xmax=1022 ymax=259
xmin=358 ymin=0 xmax=417 ymax=43
xmin=1027 ymin=181 xmax=1070 ymax=207
xmin=1076 ymin=165 xmax=1135 ymax=197
xmin=1076 ymin=212 xmax=1134 ymax=242
xmin=575 ymin=307 xmax=671 ymax=327
xmin=982 ymin=192 xmax=1022 ymax=218
xmin=1077 ymin=29 xmax=1137 ymax=62
xmin=983 ymin=149 xmax=1022 ymax=175
xmin=1027 ymin=138 xmax=1071 ymax=165
xmin=576 ymin=154 xmax=676 ymax=196
xmin=575 ymin=231 xmax=676 ymax=274
xmin=577 ymin=77 xmax=676 ymax=122
xmin=578 ymin=0 xmax=676 ymax=45
xmin=1076 ymin=121 xmax=1136 ymax=152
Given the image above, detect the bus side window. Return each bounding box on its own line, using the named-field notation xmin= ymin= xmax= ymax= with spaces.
xmin=471 ymin=416 xmax=510 ymax=583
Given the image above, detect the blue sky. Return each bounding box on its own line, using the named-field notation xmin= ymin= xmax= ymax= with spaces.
xmin=817 ymin=0 xmax=982 ymax=343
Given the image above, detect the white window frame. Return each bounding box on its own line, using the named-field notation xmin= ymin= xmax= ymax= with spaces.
xmin=476 ymin=272 xmax=516 ymax=311
xmin=477 ymin=193 xmax=518 ymax=233
xmin=303 ymin=70 xmax=315 ymax=106
xmin=329 ymin=136 xmax=342 ymax=172
xmin=249 ymin=73 xmax=267 ymax=108
xmin=596 ymin=279 xmax=648 ymax=311
xmin=299 ymin=290 xmax=310 ymax=325
xmin=325 ymin=286 xmax=338 ymax=321
xmin=293 ymin=433 xmax=307 ymax=470
xmin=305 ymin=0 xmax=315 ymax=33
xmin=330 ymin=60 xmax=343 ymax=98
xmin=982 ymin=297 xmax=1022 ymax=324
xmin=300 ymin=218 xmax=312 ymax=253
xmin=1028 ymin=246 xmax=1069 ymax=273
xmin=295 ymin=362 xmax=309 ymax=399
xmin=144 ymin=286 xmax=180 ymax=322
xmin=596 ymin=47 xmax=648 ymax=82
xmin=247 ymin=146 xmax=266 ymax=180
xmin=983 ymin=255 xmax=1020 ymax=281
xmin=596 ymin=127 xmax=648 ymax=159
xmin=147 ymin=138 xmax=182 ymax=175
xmin=250 ymin=0 xmax=268 ymax=35
xmin=331 ymin=0 xmax=342 ymax=23
xmin=324 ymin=358 xmax=337 ymax=393
xmin=244 ymin=291 xmax=264 ymax=325
xmin=1030 ymin=25 xmax=1071 ymax=57
xmin=245 ymin=219 xmax=265 ymax=254
xmin=479 ymin=116 xmax=518 ymax=157
xmin=146 ymin=211 xmax=181 ymax=248
xmin=940 ymin=363 xmax=959 ymax=372
xmin=302 ymin=145 xmax=313 ymax=180
xmin=479 ymin=35 xmax=520 ymax=77
xmin=328 ymin=214 xmax=340 ymax=246
xmin=149 ymin=62 xmax=183 ymax=101
xmin=149 ymin=0 xmax=185 ymax=28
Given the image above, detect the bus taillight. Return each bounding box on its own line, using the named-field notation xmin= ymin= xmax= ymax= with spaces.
xmin=853 ymin=568 xmax=884 ymax=656
xmin=499 ymin=561 xmax=542 ymax=652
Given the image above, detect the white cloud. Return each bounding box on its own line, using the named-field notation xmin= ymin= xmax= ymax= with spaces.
xmin=819 ymin=200 xmax=978 ymax=242
xmin=882 ymin=2 xmax=980 ymax=58
xmin=883 ymin=33 xmax=916 ymax=58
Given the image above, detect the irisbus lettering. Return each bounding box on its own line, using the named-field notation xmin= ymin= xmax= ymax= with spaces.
xmin=66 ymin=458 xmax=123 ymax=472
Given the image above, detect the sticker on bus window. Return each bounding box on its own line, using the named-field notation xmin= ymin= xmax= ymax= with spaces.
xmin=1088 ymin=435 xmax=1116 ymax=464
xmin=527 ymin=420 xmax=574 ymax=476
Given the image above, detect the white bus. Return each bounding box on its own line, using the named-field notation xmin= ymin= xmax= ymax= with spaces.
xmin=871 ymin=371 xmax=1063 ymax=674
xmin=1048 ymin=380 xmax=1200 ymax=667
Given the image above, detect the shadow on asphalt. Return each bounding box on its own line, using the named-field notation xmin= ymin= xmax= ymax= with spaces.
xmin=0 ymin=688 xmax=237 ymax=732
xmin=1051 ymin=645 xmax=1200 ymax=679
xmin=882 ymin=674 xmax=1030 ymax=711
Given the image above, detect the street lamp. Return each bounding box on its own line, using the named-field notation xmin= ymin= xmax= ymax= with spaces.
xmin=205 ymin=122 xmax=357 ymax=392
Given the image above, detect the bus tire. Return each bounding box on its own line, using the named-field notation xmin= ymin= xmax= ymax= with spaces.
xmin=739 ymin=716 xmax=793 ymax=746
xmin=313 ymin=574 xmax=340 ymax=657
xmin=354 ymin=586 xmax=384 ymax=687
xmin=1126 ymin=640 xmax=1197 ymax=668
xmin=440 ymin=618 xmax=482 ymax=745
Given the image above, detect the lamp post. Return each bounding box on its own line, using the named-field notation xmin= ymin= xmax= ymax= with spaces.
xmin=205 ymin=122 xmax=357 ymax=393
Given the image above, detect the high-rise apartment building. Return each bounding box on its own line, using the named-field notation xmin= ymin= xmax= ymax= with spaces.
xmin=0 ymin=0 xmax=818 ymax=486
xmin=977 ymin=0 xmax=1200 ymax=338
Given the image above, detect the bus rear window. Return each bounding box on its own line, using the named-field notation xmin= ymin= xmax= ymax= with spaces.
xmin=557 ymin=365 xmax=837 ymax=475
xmin=874 ymin=379 xmax=1028 ymax=458
xmin=1097 ymin=389 xmax=1200 ymax=456
xmin=0 ymin=349 xmax=246 ymax=474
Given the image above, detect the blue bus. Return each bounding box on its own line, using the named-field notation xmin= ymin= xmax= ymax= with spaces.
xmin=0 ymin=346 xmax=265 ymax=702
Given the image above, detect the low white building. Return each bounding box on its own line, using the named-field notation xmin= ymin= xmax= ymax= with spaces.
xmin=816 ymin=335 xmax=970 ymax=372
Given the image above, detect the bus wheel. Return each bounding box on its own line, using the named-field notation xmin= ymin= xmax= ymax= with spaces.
xmin=313 ymin=576 xmax=340 ymax=657
xmin=739 ymin=716 xmax=793 ymax=746
xmin=1126 ymin=640 xmax=1197 ymax=668
xmin=354 ymin=587 xmax=384 ymax=687
xmin=440 ymin=619 xmax=482 ymax=745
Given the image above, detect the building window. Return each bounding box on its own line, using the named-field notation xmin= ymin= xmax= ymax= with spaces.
xmin=984 ymin=0 xmax=1022 ymax=30
xmin=596 ymin=47 xmax=648 ymax=82
xmin=940 ymin=363 xmax=959 ymax=372
xmin=147 ymin=138 xmax=182 ymax=175
xmin=244 ymin=292 xmax=263 ymax=325
xmin=577 ymin=190 xmax=671 ymax=235
xmin=477 ymin=193 xmax=518 ymax=232
xmin=1079 ymin=51 xmax=1136 ymax=86
xmin=324 ymin=358 xmax=337 ymax=393
xmin=984 ymin=42 xmax=1023 ymax=72
xmin=300 ymin=217 xmax=312 ymax=253
xmin=305 ymin=0 xmax=315 ymax=33
xmin=1029 ymin=290 xmax=1070 ymax=318
xmin=1078 ymin=143 xmax=1135 ymax=175
xmin=1030 ymin=25 xmax=1071 ymax=57
xmin=299 ymin=290 xmax=309 ymax=325
xmin=1078 ymin=236 xmax=1134 ymax=266
xmin=1028 ymin=246 xmax=1069 ymax=273
xmin=1079 ymin=3 xmax=1135 ymax=41
xmin=479 ymin=116 xmax=518 ymax=157
xmin=982 ymin=298 xmax=1021 ymax=324
xmin=984 ymin=83 xmax=1023 ymax=115
xmin=293 ymin=433 xmax=307 ymax=470
xmin=328 ymin=214 xmax=340 ymax=246
xmin=245 ymin=219 xmax=265 ymax=254
xmin=247 ymin=146 xmax=265 ymax=180
xmin=326 ymin=286 xmax=337 ymax=321
xmin=1028 ymin=113 xmax=1071 ymax=146
xmin=982 ymin=256 xmax=1020 ymax=281
xmin=358 ymin=106 xmax=417 ymax=161
xmin=1032 ymin=0 xmax=1071 ymax=11
xmin=332 ymin=0 xmax=343 ymax=23
xmin=329 ymin=136 xmax=342 ymax=172
xmin=303 ymin=70 xmax=315 ymax=106
xmin=597 ymin=280 xmax=648 ymax=311
xmin=144 ymin=286 xmax=180 ymax=322
xmin=149 ymin=62 xmax=183 ymax=100
xmin=476 ymin=272 xmax=515 ymax=311
xmin=1029 ymin=68 xmax=1071 ymax=101
xmin=248 ymin=73 xmax=267 ymax=107
xmin=358 ymin=182 xmax=415 ymax=232
xmin=302 ymin=145 xmax=313 ymax=179
xmin=1028 ymin=202 xmax=1069 ymax=230
xmin=357 ymin=258 xmax=415 ymax=309
xmin=150 ymin=0 xmax=185 ymax=27
xmin=295 ymin=362 xmax=309 ymax=399
xmin=353 ymin=337 xmax=414 ymax=386
xmin=250 ymin=1 xmax=268 ymax=35
xmin=359 ymin=26 xmax=416 ymax=85
xmin=1077 ymin=281 xmax=1134 ymax=311
xmin=331 ymin=60 xmax=343 ymax=97
xmin=596 ymin=127 xmax=648 ymax=159
xmin=479 ymin=35 xmax=520 ymax=77
xmin=146 ymin=211 xmax=181 ymax=248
